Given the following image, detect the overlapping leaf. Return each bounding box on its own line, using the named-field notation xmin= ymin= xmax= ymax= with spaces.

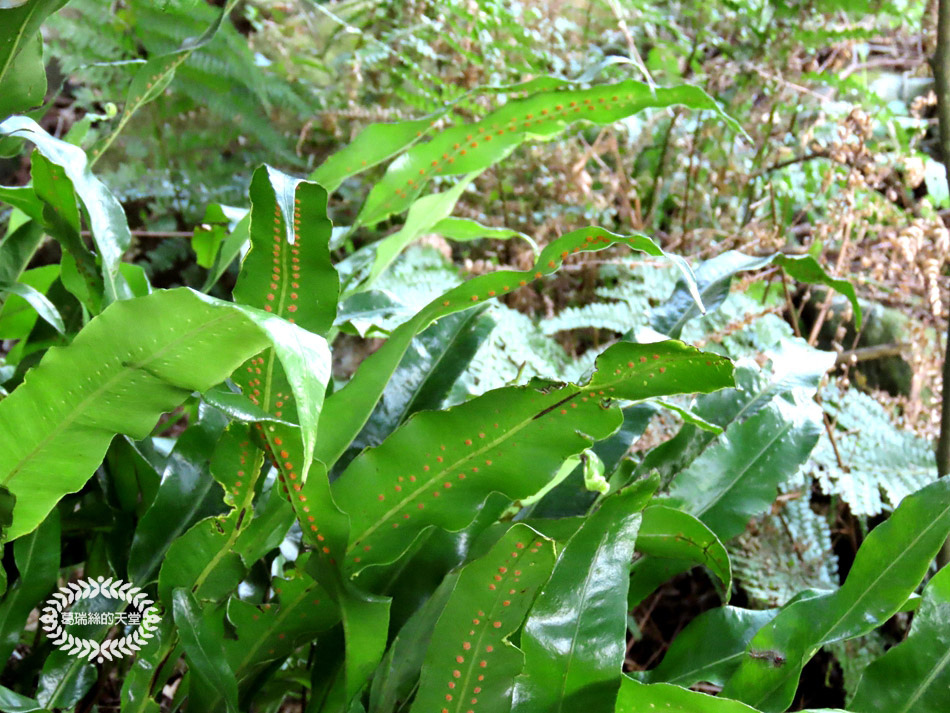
xmin=411 ymin=524 xmax=555 ymax=713
xmin=334 ymin=341 xmax=731 ymax=574
xmin=0 ymin=287 xmax=330 ymax=540
xmin=317 ymin=227 xmax=706 ymax=468
xmin=0 ymin=117 xmax=131 ymax=303
xmin=849 ymin=564 xmax=950 ymax=713
xmin=616 ymin=678 xmax=761 ymax=713
xmin=721 ymin=477 xmax=950 ymax=711
xmin=514 ymin=481 xmax=657 ymax=712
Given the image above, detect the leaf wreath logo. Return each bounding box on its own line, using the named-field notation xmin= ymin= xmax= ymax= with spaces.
xmin=39 ymin=576 xmax=161 ymax=663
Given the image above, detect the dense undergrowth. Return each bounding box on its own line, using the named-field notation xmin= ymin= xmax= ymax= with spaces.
xmin=0 ymin=1 xmax=948 ymax=711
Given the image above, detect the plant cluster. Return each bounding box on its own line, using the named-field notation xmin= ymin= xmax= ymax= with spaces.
xmin=0 ymin=2 xmax=947 ymax=713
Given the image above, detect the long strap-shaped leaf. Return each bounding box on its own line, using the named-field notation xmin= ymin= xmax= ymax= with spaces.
xmin=316 ymin=227 xmax=703 ymax=469
xmin=513 ymin=481 xmax=656 ymax=713
xmin=410 ymin=524 xmax=556 ymax=713
xmin=848 ymin=563 xmax=950 ymax=713
xmin=334 ymin=341 xmax=733 ymax=573
xmin=0 ymin=116 xmax=131 ymax=303
xmin=0 ymin=287 xmax=330 ymax=540
xmin=357 ymin=80 xmax=740 ymax=226
xmin=720 ymin=477 xmax=950 ymax=711
xmin=666 ymin=390 xmax=823 ymax=540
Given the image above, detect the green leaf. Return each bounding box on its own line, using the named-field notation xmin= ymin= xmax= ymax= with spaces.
xmin=30 ymin=151 xmax=104 ymax=312
xmin=0 ymin=287 xmax=330 ymax=540
xmin=336 ymin=577 xmax=392 ymax=705
xmin=432 ymin=216 xmax=536 ymax=252
xmin=172 ymin=589 xmax=238 ymax=713
xmin=0 ymin=509 xmax=59 ymax=670
xmin=636 ymin=505 xmax=732 ymax=597
xmin=224 ymin=557 xmax=339 ymax=675
xmin=334 ymin=340 xmax=731 ymax=574
xmin=0 ymin=266 xmax=59 ymax=338
xmin=369 ymin=573 xmax=459 ymax=713
xmin=234 ymin=165 xmax=339 ymax=337
xmin=366 ymin=172 xmax=480 ymax=286
xmin=128 ymin=408 xmax=229 ymax=584
xmin=201 ymin=210 xmax=249 ymax=292
xmin=720 ymin=477 xmax=950 ymax=711
xmin=0 ymin=34 xmax=45 ymax=121
xmin=0 ymin=0 xmax=68 ymax=115
xmin=616 ymin=678 xmax=761 ymax=712
xmin=357 ymin=80 xmax=740 ymax=226
xmin=317 ymin=227 xmax=705 ymax=468
xmin=411 ymin=524 xmax=556 ymax=713
xmin=310 ymin=114 xmax=445 ymax=193
xmin=0 ymin=281 xmax=64 ymax=334
xmin=158 ymin=515 xmax=246 ymax=606
xmin=0 ymin=686 xmax=51 ymax=713
xmin=514 ymin=480 xmax=658 ymax=712
xmin=849 ymin=564 xmax=950 ymax=713
xmin=342 ymin=307 xmax=493 ymax=468
xmin=1 ymin=117 xmax=132 ymax=303
xmin=666 ymin=390 xmax=823 ymax=541
xmin=644 ymin=606 xmax=777 ymax=686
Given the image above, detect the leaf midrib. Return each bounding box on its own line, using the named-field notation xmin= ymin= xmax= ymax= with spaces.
xmin=745 ymin=496 xmax=950 ymax=708
xmin=0 ymin=310 xmax=236 ymax=487
xmin=346 ymin=386 xmax=581 ymax=551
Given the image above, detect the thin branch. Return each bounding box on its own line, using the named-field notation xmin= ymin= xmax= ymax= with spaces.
xmin=931 ymin=0 xmax=950 ymax=567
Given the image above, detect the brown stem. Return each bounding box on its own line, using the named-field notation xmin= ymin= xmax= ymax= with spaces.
xmin=931 ymin=0 xmax=950 ymax=567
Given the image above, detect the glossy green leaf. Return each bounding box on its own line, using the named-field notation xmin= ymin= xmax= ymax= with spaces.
xmin=336 ymin=577 xmax=392 ymax=705
xmin=0 ymin=266 xmax=61 ymax=338
xmin=0 ymin=34 xmax=45 ymax=121
xmin=0 ymin=686 xmax=51 ymax=713
xmin=0 ymin=510 xmax=59 ymax=671
xmin=158 ymin=515 xmax=246 ymax=606
xmin=0 ymin=0 xmax=69 ymax=115
xmin=0 ymin=117 xmax=132 ymax=303
xmin=128 ymin=408 xmax=229 ymax=584
xmin=0 ymin=287 xmax=330 ymax=540
xmin=636 ymin=505 xmax=732 ymax=596
xmin=172 ymin=589 xmax=238 ymax=713
xmin=234 ymin=165 xmax=339 ymax=337
xmin=411 ymin=524 xmax=556 ymax=713
xmin=369 ymin=573 xmax=459 ymax=713
xmin=201 ymin=210 xmax=249 ymax=292
xmin=721 ymin=477 xmax=950 ymax=711
xmin=366 ymin=172 xmax=480 ymax=286
xmin=616 ymin=678 xmax=761 ymax=712
xmin=317 ymin=227 xmax=706 ymax=467
xmin=357 ymin=81 xmax=739 ymax=226
xmin=341 ymin=307 xmax=493 ymax=469
xmin=30 ymin=150 xmax=105 ymax=312
xmin=849 ymin=564 xmax=950 ymax=713
xmin=335 ymin=340 xmax=731 ymax=573
xmin=514 ymin=481 xmax=658 ymax=712
xmin=0 ymin=282 xmax=64 ymax=334
xmin=432 ymin=216 xmax=536 ymax=251
xmin=310 ymin=114 xmax=444 ymax=193
xmin=224 ymin=555 xmax=339 ymax=675
xmin=644 ymin=606 xmax=777 ymax=686
xmin=666 ymin=390 xmax=823 ymax=541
